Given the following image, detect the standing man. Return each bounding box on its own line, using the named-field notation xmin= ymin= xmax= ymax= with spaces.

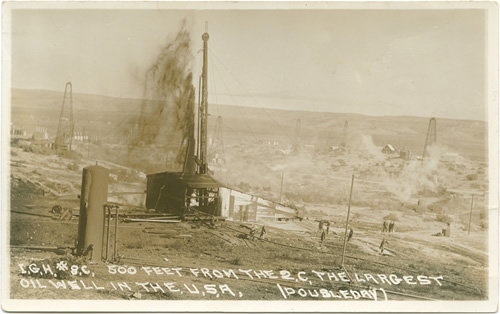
xmin=259 ymin=225 xmax=267 ymax=240
xmin=320 ymin=228 xmax=327 ymax=248
xmin=318 ymin=220 xmax=324 ymax=232
xmin=347 ymin=228 xmax=354 ymax=242
xmin=379 ymin=238 xmax=386 ymax=254
xmin=248 ymin=226 xmax=256 ymax=241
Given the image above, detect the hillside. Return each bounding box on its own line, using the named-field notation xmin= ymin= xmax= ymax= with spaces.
xmin=11 ymin=88 xmax=487 ymax=162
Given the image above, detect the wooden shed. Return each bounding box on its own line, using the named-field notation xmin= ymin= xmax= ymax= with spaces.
xmin=146 ymin=172 xmax=224 ymax=216
xmin=382 ymin=144 xmax=396 ymax=154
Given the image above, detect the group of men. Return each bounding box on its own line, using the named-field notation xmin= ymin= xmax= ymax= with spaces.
xmin=382 ymin=220 xmax=396 ymax=233
xmin=318 ymin=220 xmax=354 ymax=248
xmin=248 ymin=225 xmax=267 ymax=241
xmin=318 ymin=220 xmax=330 ymax=234
xmin=380 ymin=220 xmax=397 ymax=254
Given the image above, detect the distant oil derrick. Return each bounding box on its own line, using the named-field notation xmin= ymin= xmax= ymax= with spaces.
xmin=293 ymin=118 xmax=301 ymax=153
xmin=339 ymin=120 xmax=349 ymax=148
xmin=54 ymin=82 xmax=74 ymax=151
xmin=422 ymin=117 xmax=437 ymax=159
xmin=209 ymin=115 xmax=226 ymax=167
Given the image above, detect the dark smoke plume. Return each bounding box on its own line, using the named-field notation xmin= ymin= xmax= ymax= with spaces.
xmin=128 ymin=21 xmax=195 ymax=173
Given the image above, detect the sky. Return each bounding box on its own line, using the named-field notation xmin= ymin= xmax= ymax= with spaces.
xmin=9 ymin=7 xmax=489 ymax=120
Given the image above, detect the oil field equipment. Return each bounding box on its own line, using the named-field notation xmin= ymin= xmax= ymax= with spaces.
xmin=422 ymin=117 xmax=437 ymax=160
xmin=76 ymin=165 xmax=109 ymax=261
xmin=145 ymin=27 xmax=223 ymax=217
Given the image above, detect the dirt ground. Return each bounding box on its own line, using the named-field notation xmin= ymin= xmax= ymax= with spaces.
xmin=7 ymin=143 xmax=489 ymax=301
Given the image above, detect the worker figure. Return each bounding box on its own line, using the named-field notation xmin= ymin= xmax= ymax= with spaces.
xmin=249 ymin=227 xmax=256 ymax=241
xmin=326 ymin=222 xmax=330 ymax=235
xmin=382 ymin=221 xmax=388 ymax=233
xmin=259 ymin=225 xmax=267 ymax=240
xmin=388 ymin=221 xmax=395 ymax=233
xmin=347 ymin=228 xmax=354 ymax=242
xmin=320 ymin=228 xmax=327 ymax=248
xmin=379 ymin=238 xmax=386 ymax=254
xmin=318 ymin=220 xmax=324 ymax=232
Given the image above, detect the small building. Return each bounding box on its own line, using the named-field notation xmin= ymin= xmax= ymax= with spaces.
xmin=382 ymin=144 xmax=396 ymax=154
xmin=219 ymin=188 xmax=298 ymax=223
xmin=11 ymin=125 xmax=27 ymax=137
xmin=32 ymin=126 xmax=49 ymax=140
xmin=146 ymin=172 xmax=223 ymax=216
xmin=399 ymin=150 xmax=411 ymax=160
xmin=146 ymin=172 xmax=299 ymax=222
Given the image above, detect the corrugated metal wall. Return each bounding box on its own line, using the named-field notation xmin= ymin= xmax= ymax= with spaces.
xmin=220 ymin=187 xmax=296 ymax=222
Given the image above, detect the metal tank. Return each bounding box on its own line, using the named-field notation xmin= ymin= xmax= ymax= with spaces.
xmin=76 ymin=165 xmax=109 ymax=261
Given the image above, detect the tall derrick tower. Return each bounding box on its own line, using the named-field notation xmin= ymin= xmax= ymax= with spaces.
xmin=54 ymin=82 xmax=74 ymax=151
xmin=422 ymin=117 xmax=437 ymax=160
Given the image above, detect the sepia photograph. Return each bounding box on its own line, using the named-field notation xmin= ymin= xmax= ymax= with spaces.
xmin=2 ymin=1 xmax=498 ymax=312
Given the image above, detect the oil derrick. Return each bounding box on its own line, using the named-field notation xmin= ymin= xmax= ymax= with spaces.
xmin=210 ymin=116 xmax=226 ymax=167
xmin=293 ymin=118 xmax=301 ymax=153
xmin=54 ymin=82 xmax=74 ymax=151
xmin=422 ymin=117 xmax=437 ymax=159
xmin=339 ymin=120 xmax=349 ymax=148
xmin=198 ymin=30 xmax=210 ymax=175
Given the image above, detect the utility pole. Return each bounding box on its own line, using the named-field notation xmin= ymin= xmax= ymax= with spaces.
xmin=468 ymin=194 xmax=474 ymax=235
xmin=340 ymin=175 xmax=355 ymax=268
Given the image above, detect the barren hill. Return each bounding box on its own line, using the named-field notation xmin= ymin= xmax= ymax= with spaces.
xmin=11 ymin=88 xmax=487 ymax=162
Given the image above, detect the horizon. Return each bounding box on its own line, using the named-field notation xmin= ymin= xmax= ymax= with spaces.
xmin=10 ymin=87 xmax=488 ymax=123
